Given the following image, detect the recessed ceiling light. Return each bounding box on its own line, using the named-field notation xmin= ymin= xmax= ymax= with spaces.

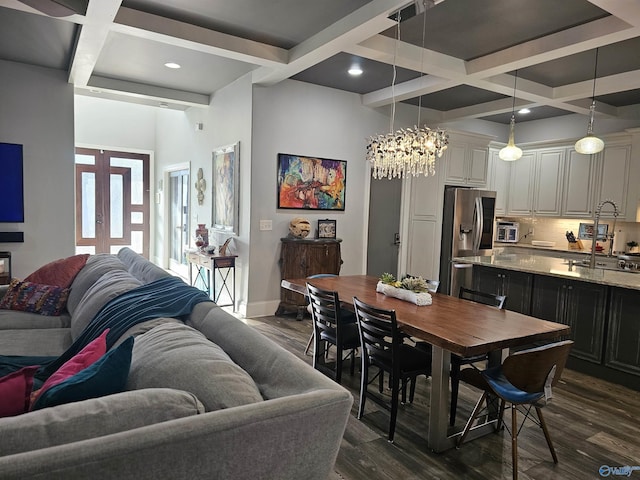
xmin=348 ymin=65 xmax=363 ymax=76
xmin=518 ymin=108 xmax=531 ymax=114
xmin=159 ymin=102 xmax=169 ymax=108
xmin=164 ymin=62 xmax=181 ymax=69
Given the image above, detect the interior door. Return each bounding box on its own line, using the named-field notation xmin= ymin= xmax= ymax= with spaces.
xmin=367 ymin=177 xmax=401 ymax=277
xmin=75 ymin=148 xmax=150 ymax=257
xmin=168 ymin=169 xmax=190 ymax=277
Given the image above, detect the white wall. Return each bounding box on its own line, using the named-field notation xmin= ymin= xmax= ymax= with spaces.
xmin=247 ymin=79 xmax=391 ymax=316
xmin=0 ymin=60 xmax=75 ymax=277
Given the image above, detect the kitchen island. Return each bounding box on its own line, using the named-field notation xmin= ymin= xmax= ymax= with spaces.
xmin=453 ymin=253 xmax=640 ymax=391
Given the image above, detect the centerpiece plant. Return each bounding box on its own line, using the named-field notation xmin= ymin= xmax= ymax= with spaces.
xmin=380 ymin=273 xmax=429 ymax=293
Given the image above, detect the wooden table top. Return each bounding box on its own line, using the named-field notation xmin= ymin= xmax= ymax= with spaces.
xmin=282 ymin=275 xmax=570 ymax=358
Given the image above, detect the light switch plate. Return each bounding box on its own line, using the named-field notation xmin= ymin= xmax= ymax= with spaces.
xmin=260 ymin=219 xmax=272 ymax=231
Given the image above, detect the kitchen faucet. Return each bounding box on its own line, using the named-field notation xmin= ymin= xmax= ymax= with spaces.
xmin=589 ymin=199 xmax=619 ymax=269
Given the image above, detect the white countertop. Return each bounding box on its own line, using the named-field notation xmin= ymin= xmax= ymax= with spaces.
xmin=452 ymin=254 xmax=640 ymax=291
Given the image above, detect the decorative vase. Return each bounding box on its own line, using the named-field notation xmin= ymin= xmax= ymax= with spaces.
xmin=195 ymin=224 xmax=209 ymax=248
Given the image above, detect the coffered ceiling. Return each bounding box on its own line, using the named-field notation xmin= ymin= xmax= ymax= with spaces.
xmin=1 ymin=0 xmax=639 ymax=125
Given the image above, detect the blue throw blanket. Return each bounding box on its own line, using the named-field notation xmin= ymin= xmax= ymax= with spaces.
xmin=0 ymin=276 xmax=211 ymax=382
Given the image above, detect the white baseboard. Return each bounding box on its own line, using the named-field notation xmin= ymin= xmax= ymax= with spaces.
xmin=244 ymin=300 xmax=281 ymax=318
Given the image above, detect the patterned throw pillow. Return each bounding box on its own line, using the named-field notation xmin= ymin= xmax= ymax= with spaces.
xmin=24 ymin=254 xmax=90 ymax=288
xmin=0 ymin=279 xmax=70 ymax=316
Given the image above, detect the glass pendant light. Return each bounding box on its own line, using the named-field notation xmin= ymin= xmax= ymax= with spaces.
xmin=575 ymin=48 xmax=604 ymax=155
xmin=499 ymin=70 xmax=522 ymax=162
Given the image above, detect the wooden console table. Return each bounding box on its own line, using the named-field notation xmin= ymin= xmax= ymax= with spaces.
xmin=186 ymin=251 xmax=237 ymax=310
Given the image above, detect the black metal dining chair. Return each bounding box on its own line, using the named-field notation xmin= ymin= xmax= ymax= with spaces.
xmin=353 ymin=296 xmax=432 ymax=443
xmin=449 ymin=287 xmax=507 ymax=425
xmin=414 ymin=286 xmax=506 ymax=426
xmin=457 ymin=340 xmax=574 ymax=480
xmin=307 ymin=282 xmax=359 ymax=385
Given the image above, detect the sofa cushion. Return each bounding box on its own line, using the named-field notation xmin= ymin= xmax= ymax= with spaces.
xmin=66 ymin=255 xmax=128 ymax=315
xmin=0 ymin=328 xmax=72 ymax=357
xmin=24 ymin=254 xmax=90 ymax=288
xmin=117 ymin=247 xmax=171 ymax=284
xmin=0 ymin=366 xmax=40 ymax=417
xmin=70 ymin=270 xmax=142 ymax=341
xmin=111 ymin=317 xmax=183 ymax=347
xmin=0 ymin=388 xmax=204 ymax=457
xmin=0 ymin=280 xmax=70 ymax=316
xmin=127 ymin=323 xmax=263 ymax=411
xmin=32 ymin=336 xmax=133 ymax=410
xmin=31 ymin=329 xmax=109 ymax=407
xmin=0 ymin=308 xmax=71 ymax=331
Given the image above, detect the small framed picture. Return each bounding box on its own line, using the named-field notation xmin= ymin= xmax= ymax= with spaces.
xmin=317 ymin=219 xmax=336 ymax=239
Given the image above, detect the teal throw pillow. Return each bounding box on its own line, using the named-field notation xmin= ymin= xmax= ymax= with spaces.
xmin=31 ymin=337 xmax=134 ymax=410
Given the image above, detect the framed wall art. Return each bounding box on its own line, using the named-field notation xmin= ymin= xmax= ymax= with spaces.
xmin=317 ymin=219 xmax=336 ymax=239
xmin=212 ymin=142 xmax=239 ymax=235
xmin=277 ymin=153 xmax=346 ymax=210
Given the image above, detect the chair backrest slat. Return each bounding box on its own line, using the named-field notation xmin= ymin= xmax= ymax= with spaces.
xmin=307 ymin=282 xmax=343 ymax=338
xmin=459 ymin=286 xmax=506 ymax=309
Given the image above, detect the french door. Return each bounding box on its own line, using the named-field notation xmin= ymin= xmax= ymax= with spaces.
xmin=75 ymin=148 xmax=150 ymax=258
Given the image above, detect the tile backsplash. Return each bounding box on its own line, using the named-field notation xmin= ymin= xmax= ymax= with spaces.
xmin=497 ymin=216 xmax=640 ymax=254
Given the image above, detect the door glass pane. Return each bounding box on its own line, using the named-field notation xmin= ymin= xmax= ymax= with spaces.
xmin=131 ymin=231 xmax=143 ymax=253
xmin=76 ymin=246 xmax=95 ymax=255
xmin=111 ymin=158 xmax=143 ymax=205
xmin=131 ymin=212 xmax=143 ymax=224
xmin=75 ymin=154 xmax=95 ymax=165
xmin=110 ymin=174 xmax=124 ymax=238
xmin=81 ymin=172 xmax=96 ymax=238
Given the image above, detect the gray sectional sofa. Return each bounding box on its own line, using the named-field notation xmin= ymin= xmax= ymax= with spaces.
xmin=0 ymin=248 xmax=352 ymax=479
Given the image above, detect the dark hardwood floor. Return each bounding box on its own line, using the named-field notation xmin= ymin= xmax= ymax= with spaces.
xmin=246 ymin=314 xmax=640 ymax=480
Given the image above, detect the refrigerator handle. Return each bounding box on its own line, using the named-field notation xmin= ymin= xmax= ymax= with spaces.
xmin=473 ymin=197 xmax=483 ymax=252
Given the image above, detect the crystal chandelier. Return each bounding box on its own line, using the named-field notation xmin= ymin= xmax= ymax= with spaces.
xmin=366 ymin=3 xmax=448 ymax=180
xmin=366 ymin=127 xmax=449 ymax=179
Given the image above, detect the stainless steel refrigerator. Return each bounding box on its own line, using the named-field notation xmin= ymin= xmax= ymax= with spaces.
xmin=439 ymin=186 xmax=496 ymax=296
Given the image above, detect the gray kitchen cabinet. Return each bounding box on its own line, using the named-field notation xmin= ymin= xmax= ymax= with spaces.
xmin=562 ymin=147 xmax=597 ymax=217
xmin=506 ymin=152 xmax=535 ymax=216
xmin=488 ymin=148 xmax=510 ymax=217
xmin=596 ymin=143 xmax=631 ymax=220
xmin=506 ymin=147 xmax=565 ymax=217
xmin=473 ymin=265 xmax=532 ymax=314
xmin=444 ymin=143 xmax=488 ymax=187
xmin=531 ymin=275 xmax=607 ymax=363
xmin=606 ymin=287 xmax=640 ymax=376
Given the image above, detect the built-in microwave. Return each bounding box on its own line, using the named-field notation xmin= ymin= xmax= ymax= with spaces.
xmin=496 ymin=221 xmax=519 ymax=243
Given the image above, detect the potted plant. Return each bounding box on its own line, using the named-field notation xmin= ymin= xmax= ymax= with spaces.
xmin=626 ymin=240 xmax=638 ymax=253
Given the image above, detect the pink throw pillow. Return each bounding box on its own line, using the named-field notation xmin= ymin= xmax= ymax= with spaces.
xmin=25 ymin=254 xmax=90 ymax=288
xmin=30 ymin=328 xmax=110 ymax=408
xmin=0 ymin=366 xmax=40 ymax=417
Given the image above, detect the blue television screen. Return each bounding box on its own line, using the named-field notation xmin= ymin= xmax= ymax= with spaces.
xmin=0 ymin=143 xmax=25 ymax=223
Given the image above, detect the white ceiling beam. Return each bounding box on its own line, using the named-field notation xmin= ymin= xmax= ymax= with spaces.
xmin=587 ymin=0 xmax=640 ymax=27
xmin=112 ymin=7 xmax=288 ymax=67
xmin=466 ymin=16 xmax=638 ymax=77
xmin=251 ymin=0 xmax=410 ymax=86
xmin=85 ymin=75 xmax=210 ymax=107
xmin=346 ymin=33 xmax=466 ymax=77
xmin=68 ymin=0 xmax=122 ymax=86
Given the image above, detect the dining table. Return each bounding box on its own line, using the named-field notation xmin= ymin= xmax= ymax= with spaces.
xmin=281 ymin=274 xmax=571 ymax=452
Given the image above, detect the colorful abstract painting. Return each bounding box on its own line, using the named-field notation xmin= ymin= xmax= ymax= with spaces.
xmin=277 ymin=154 xmax=346 ymax=210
